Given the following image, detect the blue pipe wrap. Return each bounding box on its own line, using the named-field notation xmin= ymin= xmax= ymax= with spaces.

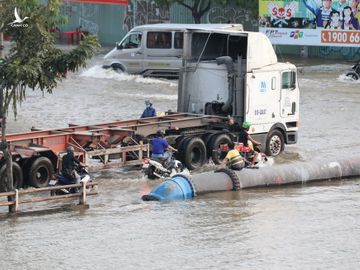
xmin=144 ymin=175 xmax=194 ymax=201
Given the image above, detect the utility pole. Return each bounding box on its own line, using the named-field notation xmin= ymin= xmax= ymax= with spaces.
xmin=0 ymin=1 xmax=3 ymax=58
xmin=0 ymin=32 xmax=3 ymax=58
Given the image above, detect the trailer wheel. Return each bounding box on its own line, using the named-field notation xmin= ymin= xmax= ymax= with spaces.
xmin=175 ymin=136 xmax=190 ymax=160
xmin=28 ymin=157 xmax=54 ymax=188
xmin=265 ymin=129 xmax=284 ymax=156
xmin=182 ymin=137 xmax=207 ymax=170
xmin=202 ymin=133 xmax=215 ymax=157
xmin=0 ymin=162 xmax=23 ymax=192
xmin=209 ymin=134 xmax=232 ymax=165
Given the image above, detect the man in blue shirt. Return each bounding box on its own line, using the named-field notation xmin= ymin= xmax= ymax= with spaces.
xmin=141 ymin=100 xmax=156 ymax=118
xmin=151 ymin=130 xmax=177 ymax=163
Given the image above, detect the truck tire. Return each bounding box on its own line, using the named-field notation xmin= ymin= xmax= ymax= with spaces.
xmin=209 ymin=134 xmax=232 ymax=165
xmin=0 ymin=162 xmax=23 ymax=192
xmin=28 ymin=157 xmax=54 ymax=188
xmin=265 ymin=129 xmax=284 ymax=156
xmin=202 ymin=133 xmax=216 ymax=157
xmin=182 ymin=137 xmax=207 ymax=170
xmin=176 ymin=136 xmax=191 ymax=160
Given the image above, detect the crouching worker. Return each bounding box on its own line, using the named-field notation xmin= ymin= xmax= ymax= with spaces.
xmin=220 ymin=142 xmax=245 ymax=171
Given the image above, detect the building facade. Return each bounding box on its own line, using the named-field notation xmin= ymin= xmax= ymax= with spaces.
xmin=60 ymin=0 xmax=359 ymax=60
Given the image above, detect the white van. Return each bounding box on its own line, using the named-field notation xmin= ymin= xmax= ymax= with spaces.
xmin=103 ymin=24 xmax=243 ymax=78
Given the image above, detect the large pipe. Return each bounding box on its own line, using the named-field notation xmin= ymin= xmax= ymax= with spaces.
xmin=142 ymin=158 xmax=360 ymax=201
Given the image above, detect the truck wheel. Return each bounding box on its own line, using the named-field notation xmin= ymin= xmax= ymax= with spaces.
xmin=182 ymin=137 xmax=207 ymax=170
xmin=175 ymin=136 xmax=191 ymax=160
xmin=28 ymin=157 xmax=54 ymax=188
xmin=0 ymin=162 xmax=23 ymax=191
xmin=346 ymin=72 xmax=359 ymax=80
xmin=202 ymin=133 xmax=215 ymax=157
xmin=265 ymin=130 xmax=284 ymax=156
xmin=209 ymin=134 xmax=232 ymax=164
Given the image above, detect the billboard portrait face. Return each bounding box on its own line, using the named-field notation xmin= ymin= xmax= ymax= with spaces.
xmin=322 ymin=0 xmax=332 ymax=9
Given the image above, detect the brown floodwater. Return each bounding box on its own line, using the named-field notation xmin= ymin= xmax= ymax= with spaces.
xmin=0 ymin=55 xmax=360 ymax=270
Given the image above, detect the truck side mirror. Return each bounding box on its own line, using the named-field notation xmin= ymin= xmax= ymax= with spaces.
xmin=116 ymin=42 xmax=123 ymax=50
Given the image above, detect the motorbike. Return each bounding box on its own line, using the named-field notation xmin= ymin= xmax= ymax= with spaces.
xmin=49 ymin=166 xmax=92 ymax=195
xmin=346 ymin=62 xmax=360 ymax=80
xmin=142 ymin=151 xmax=186 ymax=179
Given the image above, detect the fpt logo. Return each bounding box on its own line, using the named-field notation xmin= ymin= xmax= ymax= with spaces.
xmin=290 ymin=30 xmax=303 ymax=39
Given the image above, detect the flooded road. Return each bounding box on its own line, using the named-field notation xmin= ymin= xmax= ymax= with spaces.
xmin=1 ymin=54 xmax=360 ymax=270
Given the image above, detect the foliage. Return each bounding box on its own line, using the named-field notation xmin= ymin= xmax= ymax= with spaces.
xmin=155 ymin=0 xmax=258 ymax=23
xmin=0 ymin=0 xmax=100 ymax=192
xmin=0 ymin=0 xmax=100 ymax=117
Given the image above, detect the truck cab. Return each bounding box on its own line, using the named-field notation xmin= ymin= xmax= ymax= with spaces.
xmin=177 ymin=27 xmax=299 ymax=156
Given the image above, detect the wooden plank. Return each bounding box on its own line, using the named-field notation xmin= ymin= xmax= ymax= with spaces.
xmin=0 ymin=191 xmax=16 ymax=197
xmin=0 ymin=201 xmax=15 ymax=207
xmin=19 ymin=192 xmax=98 ymax=204
xmin=0 ymin=182 xmax=97 ymax=196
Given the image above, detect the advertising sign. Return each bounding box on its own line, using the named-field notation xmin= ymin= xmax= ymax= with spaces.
xmin=259 ymin=0 xmax=360 ymax=47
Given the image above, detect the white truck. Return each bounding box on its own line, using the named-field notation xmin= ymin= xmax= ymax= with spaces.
xmin=177 ymin=25 xmax=299 ymax=157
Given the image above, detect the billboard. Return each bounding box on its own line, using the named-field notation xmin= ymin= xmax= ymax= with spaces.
xmin=259 ymin=0 xmax=360 ymax=47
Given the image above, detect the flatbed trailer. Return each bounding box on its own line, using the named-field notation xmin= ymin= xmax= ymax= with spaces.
xmin=0 ymin=113 xmax=230 ymax=191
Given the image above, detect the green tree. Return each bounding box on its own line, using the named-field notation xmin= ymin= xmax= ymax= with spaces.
xmin=155 ymin=0 xmax=258 ymax=24
xmin=0 ymin=0 xmax=100 ymax=204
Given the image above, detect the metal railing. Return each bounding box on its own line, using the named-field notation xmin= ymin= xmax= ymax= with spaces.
xmin=0 ymin=181 xmax=98 ymax=214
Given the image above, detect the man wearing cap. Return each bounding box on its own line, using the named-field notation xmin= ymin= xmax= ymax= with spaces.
xmin=151 ymin=130 xmax=177 ymax=170
xmin=239 ymin=121 xmax=262 ymax=166
xmin=141 ymin=100 xmax=156 ymax=118
xmin=238 ymin=121 xmax=261 ymax=148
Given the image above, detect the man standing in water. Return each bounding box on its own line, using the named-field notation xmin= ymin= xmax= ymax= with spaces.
xmin=141 ymin=100 xmax=156 ymax=118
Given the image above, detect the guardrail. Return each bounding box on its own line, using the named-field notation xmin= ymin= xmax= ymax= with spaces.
xmin=0 ymin=181 xmax=98 ymax=214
